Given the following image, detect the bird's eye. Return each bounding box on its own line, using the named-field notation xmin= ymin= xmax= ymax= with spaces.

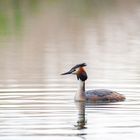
xmin=71 ymin=69 xmax=76 ymax=73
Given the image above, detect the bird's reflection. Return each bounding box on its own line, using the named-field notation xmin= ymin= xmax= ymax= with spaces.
xmin=75 ymin=102 xmax=87 ymax=130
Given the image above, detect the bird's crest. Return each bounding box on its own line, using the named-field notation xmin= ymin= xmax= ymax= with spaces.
xmin=70 ymin=63 xmax=87 ymax=71
xmin=61 ymin=63 xmax=87 ymax=75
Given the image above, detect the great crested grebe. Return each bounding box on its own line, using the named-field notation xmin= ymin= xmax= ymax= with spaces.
xmin=61 ymin=63 xmax=125 ymax=102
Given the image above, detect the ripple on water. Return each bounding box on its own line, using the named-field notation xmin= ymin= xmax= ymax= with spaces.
xmin=0 ymin=79 xmax=140 ymax=140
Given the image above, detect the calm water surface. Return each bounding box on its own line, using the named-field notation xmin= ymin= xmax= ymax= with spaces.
xmin=0 ymin=0 xmax=140 ymax=140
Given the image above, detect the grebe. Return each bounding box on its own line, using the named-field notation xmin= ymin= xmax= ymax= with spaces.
xmin=61 ymin=63 xmax=125 ymax=102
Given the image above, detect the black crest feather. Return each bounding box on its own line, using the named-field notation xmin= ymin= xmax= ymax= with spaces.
xmin=70 ymin=63 xmax=87 ymax=71
xmin=61 ymin=63 xmax=87 ymax=75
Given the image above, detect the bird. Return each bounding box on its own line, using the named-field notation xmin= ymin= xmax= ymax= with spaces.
xmin=61 ymin=63 xmax=125 ymax=102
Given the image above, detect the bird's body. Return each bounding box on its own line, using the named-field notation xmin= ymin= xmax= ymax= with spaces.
xmin=74 ymin=79 xmax=125 ymax=102
xmin=61 ymin=63 xmax=125 ymax=102
xmin=85 ymin=89 xmax=125 ymax=102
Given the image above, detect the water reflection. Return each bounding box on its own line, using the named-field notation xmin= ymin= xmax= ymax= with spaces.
xmin=75 ymin=102 xmax=86 ymax=130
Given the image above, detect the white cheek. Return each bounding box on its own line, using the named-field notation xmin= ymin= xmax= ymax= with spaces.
xmin=72 ymin=69 xmax=79 ymax=75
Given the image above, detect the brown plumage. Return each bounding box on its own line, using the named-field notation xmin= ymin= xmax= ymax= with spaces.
xmin=76 ymin=67 xmax=88 ymax=81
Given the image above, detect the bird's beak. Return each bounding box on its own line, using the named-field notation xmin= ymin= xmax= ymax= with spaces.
xmin=61 ymin=69 xmax=75 ymax=75
xmin=61 ymin=71 xmax=72 ymax=75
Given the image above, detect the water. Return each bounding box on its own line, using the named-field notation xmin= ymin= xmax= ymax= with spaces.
xmin=0 ymin=0 xmax=140 ymax=140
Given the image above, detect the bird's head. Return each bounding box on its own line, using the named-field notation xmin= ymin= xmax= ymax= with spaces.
xmin=61 ymin=63 xmax=88 ymax=81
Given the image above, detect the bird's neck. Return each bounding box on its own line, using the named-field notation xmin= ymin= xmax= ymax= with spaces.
xmin=75 ymin=80 xmax=86 ymax=101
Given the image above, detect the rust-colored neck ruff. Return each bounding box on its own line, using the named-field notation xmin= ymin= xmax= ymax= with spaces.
xmin=77 ymin=67 xmax=86 ymax=75
xmin=76 ymin=67 xmax=87 ymax=81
